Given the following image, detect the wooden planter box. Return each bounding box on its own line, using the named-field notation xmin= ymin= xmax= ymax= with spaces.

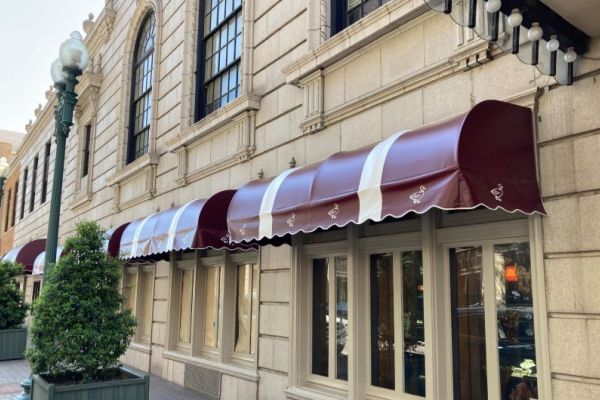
xmin=31 ymin=367 xmax=149 ymax=400
xmin=0 ymin=327 xmax=27 ymax=360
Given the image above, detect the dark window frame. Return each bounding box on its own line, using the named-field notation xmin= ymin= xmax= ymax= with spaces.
xmin=82 ymin=125 xmax=92 ymax=178
xmin=127 ymin=13 xmax=156 ymax=164
xmin=194 ymin=0 xmax=243 ymax=121
xmin=41 ymin=141 xmax=50 ymax=204
xmin=3 ymin=188 xmax=10 ymax=232
xmin=30 ymin=156 xmax=38 ymax=212
xmin=11 ymin=181 xmax=17 ymax=227
xmin=20 ymin=168 xmax=27 ymax=219
xmin=32 ymin=280 xmax=41 ymax=302
xmin=331 ymin=0 xmax=391 ymax=36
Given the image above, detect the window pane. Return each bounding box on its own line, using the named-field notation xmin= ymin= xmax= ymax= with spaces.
xmin=204 ymin=266 xmax=221 ymax=348
xmin=235 ymin=264 xmax=252 ymax=354
xmin=143 ymin=272 xmax=154 ymax=338
xmin=450 ymin=247 xmax=487 ymax=400
xmin=403 ymin=251 xmax=426 ymax=397
xmin=124 ymin=271 xmax=137 ymax=313
xmin=250 ymin=263 xmax=259 ymax=355
xmin=312 ymin=258 xmax=329 ymax=377
xmin=335 ymin=257 xmax=348 ymax=381
xmin=370 ymin=253 xmax=395 ymax=389
xmin=179 ymin=269 xmax=193 ymax=344
xmin=495 ymin=243 xmax=538 ymax=400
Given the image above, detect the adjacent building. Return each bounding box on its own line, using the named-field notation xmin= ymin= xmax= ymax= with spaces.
xmin=3 ymin=0 xmax=600 ymax=399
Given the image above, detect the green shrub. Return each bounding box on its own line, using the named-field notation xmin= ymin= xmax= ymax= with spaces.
xmin=26 ymin=221 xmax=136 ymax=382
xmin=0 ymin=260 xmax=28 ymax=330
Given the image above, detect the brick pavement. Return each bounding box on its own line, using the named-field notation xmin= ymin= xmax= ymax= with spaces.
xmin=0 ymin=360 xmax=214 ymax=400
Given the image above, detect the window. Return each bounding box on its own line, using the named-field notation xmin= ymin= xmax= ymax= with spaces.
xmin=122 ymin=266 xmax=154 ymax=344
xmin=331 ymin=0 xmax=392 ymax=35
xmin=311 ymin=255 xmax=348 ymax=382
xmin=20 ymin=168 xmax=27 ymax=219
xmin=32 ymin=280 xmax=41 ymax=302
xmin=82 ymin=125 xmax=92 ymax=177
xmin=3 ymin=188 xmax=11 ymax=232
xmin=30 ymin=156 xmax=38 ymax=212
xmin=234 ymin=263 xmax=259 ymax=357
xmin=11 ymin=181 xmax=17 ymax=227
xmin=196 ymin=0 xmax=242 ymax=119
xmin=167 ymin=251 xmax=259 ymax=367
xmin=128 ymin=13 xmax=155 ymax=163
xmin=41 ymin=141 xmax=50 ymax=204
xmin=449 ymin=242 xmax=538 ymax=400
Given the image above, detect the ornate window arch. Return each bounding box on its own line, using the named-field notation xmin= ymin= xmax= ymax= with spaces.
xmin=128 ymin=12 xmax=156 ymax=163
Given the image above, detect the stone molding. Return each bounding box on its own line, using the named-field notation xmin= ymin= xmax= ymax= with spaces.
xmin=298 ymin=70 xmax=325 ymax=134
xmin=168 ymin=94 xmax=260 ymax=186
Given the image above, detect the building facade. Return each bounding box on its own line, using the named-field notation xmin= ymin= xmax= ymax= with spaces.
xmin=4 ymin=0 xmax=600 ymax=399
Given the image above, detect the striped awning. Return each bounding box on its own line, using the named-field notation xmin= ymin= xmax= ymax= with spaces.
xmin=227 ymin=100 xmax=546 ymax=243
xmin=32 ymin=246 xmax=64 ymax=275
xmin=1 ymin=239 xmax=46 ymax=274
xmin=119 ymin=190 xmax=236 ymax=260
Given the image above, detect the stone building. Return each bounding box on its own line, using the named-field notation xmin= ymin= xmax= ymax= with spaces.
xmin=0 ymin=129 xmax=24 ymax=256
xmin=2 ymin=0 xmax=600 ymax=399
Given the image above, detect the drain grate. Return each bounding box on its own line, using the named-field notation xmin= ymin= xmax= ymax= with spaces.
xmin=184 ymin=363 xmax=221 ymax=398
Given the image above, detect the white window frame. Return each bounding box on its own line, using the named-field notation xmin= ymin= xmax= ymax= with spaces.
xmin=165 ymin=250 xmax=260 ymax=369
xmin=288 ymin=212 xmax=550 ymax=400
xmin=122 ymin=264 xmax=155 ymax=346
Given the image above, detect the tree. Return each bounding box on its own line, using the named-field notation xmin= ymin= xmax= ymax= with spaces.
xmin=26 ymin=221 xmax=136 ymax=382
xmin=0 ymin=260 xmax=28 ymax=330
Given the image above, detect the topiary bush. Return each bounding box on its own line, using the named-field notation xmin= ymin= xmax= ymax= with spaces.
xmin=26 ymin=221 xmax=136 ymax=383
xmin=0 ymin=260 xmax=28 ymax=330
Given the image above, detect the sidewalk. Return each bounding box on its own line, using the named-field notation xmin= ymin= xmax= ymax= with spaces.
xmin=0 ymin=360 xmax=214 ymax=400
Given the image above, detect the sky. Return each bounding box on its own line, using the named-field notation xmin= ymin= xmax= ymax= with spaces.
xmin=0 ymin=0 xmax=105 ymax=134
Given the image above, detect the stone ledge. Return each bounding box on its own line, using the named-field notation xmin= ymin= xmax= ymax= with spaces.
xmin=282 ymin=0 xmax=429 ymax=85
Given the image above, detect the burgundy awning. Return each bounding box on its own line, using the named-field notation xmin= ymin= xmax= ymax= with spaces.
xmin=104 ymin=223 xmax=130 ymax=258
xmin=119 ymin=190 xmax=236 ymax=260
xmin=227 ymin=100 xmax=546 ymax=243
xmin=1 ymin=239 xmax=46 ymax=274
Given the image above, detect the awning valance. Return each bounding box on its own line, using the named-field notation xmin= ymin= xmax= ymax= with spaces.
xmin=1 ymin=239 xmax=46 ymax=274
xmin=227 ymin=100 xmax=545 ymax=243
xmin=119 ymin=190 xmax=236 ymax=260
xmin=32 ymin=246 xmax=64 ymax=275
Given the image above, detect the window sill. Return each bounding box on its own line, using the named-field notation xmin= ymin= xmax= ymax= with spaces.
xmin=285 ymin=386 xmax=347 ymax=400
xmin=128 ymin=342 xmax=151 ymax=354
xmin=163 ymin=350 xmax=259 ymax=382
xmin=106 ymin=152 xmax=159 ymax=187
xmin=282 ymin=0 xmax=429 ymax=85
xmin=167 ymin=92 xmax=261 ymax=152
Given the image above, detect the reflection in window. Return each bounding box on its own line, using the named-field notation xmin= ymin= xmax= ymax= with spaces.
xmin=179 ymin=269 xmax=194 ymax=344
xmin=450 ymin=246 xmax=487 ymax=400
xmin=403 ymin=251 xmax=425 ymax=397
xmin=142 ymin=271 xmax=154 ymax=340
xmin=370 ymin=253 xmax=395 ymax=389
xmin=495 ymin=243 xmax=538 ymax=400
xmin=204 ymin=266 xmax=221 ymax=348
xmin=123 ymin=269 xmax=138 ymax=314
xmin=198 ymin=0 xmax=242 ymax=118
xmin=235 ymin=263 xmax=259 ymax=355
xmin=335 ymin=257 xmax=348 ymax=380
xmin=312 ymin=258 xmax=329 ymax=377
xmin=128 ymin=13 xmax=155 ymax=162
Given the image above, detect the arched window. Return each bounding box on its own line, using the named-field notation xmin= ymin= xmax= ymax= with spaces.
xmin=128 ymin=13 xmax=156 ymax=163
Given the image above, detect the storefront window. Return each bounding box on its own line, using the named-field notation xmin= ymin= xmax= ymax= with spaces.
xmin=450 ymin=243 xmax=537 ymax=400
xmin=450 ymin=246 xmax=487 ymax=400
xmin=403 ymin=251 xmax=425 ymax=397
xmin=370 ymin=253 xmax=395 ymax=389
xmin=204 ymin=266 xmax=221 ymax=349
xmin=235 ymin=263 xmax=259 ymax=355
xmin=142 ymin=271 xmax=154 ymax=340
xmin=123 ymin=268 xmax=138 ymax=314
xmin=335 ymin=257 xmax=348 ymax=380
xmin=179 ymin=269 xmax=194 ymax=344
xmin=495 ymin=243 xmax=538 ymax=400
xmin=312 ymin=258 xmax=329 ymax=377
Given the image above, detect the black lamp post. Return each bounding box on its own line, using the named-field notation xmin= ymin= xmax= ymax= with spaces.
xmin=44 ymin=31 xmax=89 ymax=275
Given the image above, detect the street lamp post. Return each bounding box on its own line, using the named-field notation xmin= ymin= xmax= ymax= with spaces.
xmin=44 ymin=32 xmax=89 ymax=275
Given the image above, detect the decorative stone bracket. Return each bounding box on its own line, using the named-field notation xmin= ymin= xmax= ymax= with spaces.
xmin=106 ymin=153 xmax=159 ymax=211
xmin=299 ymin=70 xmax=325 ymax=135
